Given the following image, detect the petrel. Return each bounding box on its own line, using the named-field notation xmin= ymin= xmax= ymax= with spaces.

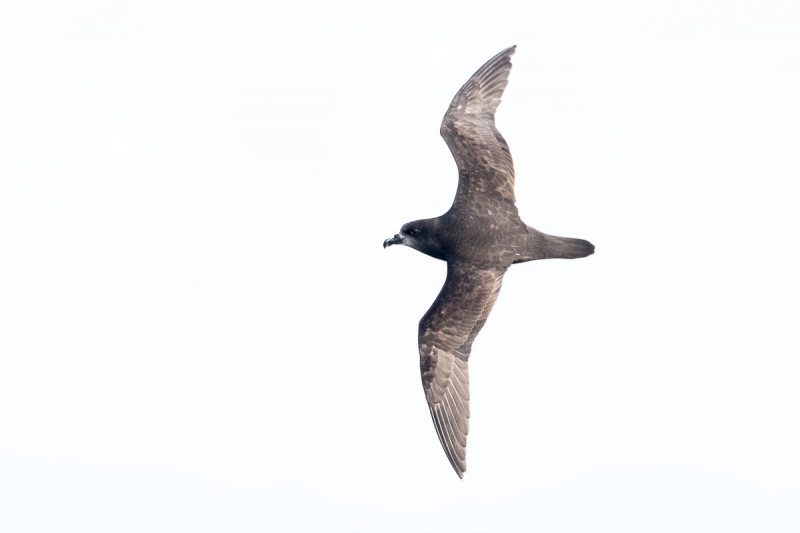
xmin=383 ymin=46 xmax=594 ymax=478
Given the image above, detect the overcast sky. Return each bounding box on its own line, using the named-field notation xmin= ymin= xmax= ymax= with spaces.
xmin=1 ymin=1 xmax=799 ymax=531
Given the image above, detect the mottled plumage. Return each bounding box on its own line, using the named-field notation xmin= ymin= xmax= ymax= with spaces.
xmin=384 ymin=46 xmax=594 ymax=478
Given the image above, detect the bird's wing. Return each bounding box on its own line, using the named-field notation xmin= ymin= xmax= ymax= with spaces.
xmin=419 ymin=262 xmax=507 ymax=478
xmin=440 ymin=46 xmax=517 ymax=214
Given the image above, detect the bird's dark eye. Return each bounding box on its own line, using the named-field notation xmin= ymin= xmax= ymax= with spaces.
xmin=409 ymin=228 xmax=421 ymax=236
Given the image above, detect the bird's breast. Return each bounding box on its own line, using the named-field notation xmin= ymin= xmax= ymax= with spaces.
xmin=438 ymin=213 xmax=523 ymax=267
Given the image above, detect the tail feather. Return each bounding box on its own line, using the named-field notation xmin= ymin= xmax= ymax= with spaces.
xmin=543 ymin=234 xmax=595 ymax=259
xmin=514 ymin=228 xmax=595 ymax=263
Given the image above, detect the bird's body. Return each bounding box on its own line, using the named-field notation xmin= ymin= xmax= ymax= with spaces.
xmin=384 ymin=46 xmax=594 ymax=478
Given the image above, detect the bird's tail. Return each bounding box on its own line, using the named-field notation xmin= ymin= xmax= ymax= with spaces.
xmin=513 ymin=228 xmax=595 ymax=263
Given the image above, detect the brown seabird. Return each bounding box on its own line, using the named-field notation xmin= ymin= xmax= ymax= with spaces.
xmin=384 ymin=46 xmax=594 ymax=478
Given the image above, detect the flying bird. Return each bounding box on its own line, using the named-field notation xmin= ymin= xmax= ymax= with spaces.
xmin=383 ymin=46 xmax=594 ymax=478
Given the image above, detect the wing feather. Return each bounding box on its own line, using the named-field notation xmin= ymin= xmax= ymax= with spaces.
xmin=419 ymin=263 xmax=506 ymax=478
xmin=440 ymin=46 xmax=517 ymax=212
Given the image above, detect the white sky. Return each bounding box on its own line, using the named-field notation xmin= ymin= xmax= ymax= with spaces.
xmin=1 ymin=0 xmax=799 ymax=531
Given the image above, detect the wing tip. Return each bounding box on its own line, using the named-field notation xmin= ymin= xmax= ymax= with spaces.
xmin=494 ymin=44 xmax=517 ymax=65
xmin=430 ymin=403 xmax=469 ymax=479
xmin=494 ymin=45 xmax=516 ymax=56
xmin=448 ymin=454 xmax=467 ymax=479
xmin=481 ymin=45 xmax=516 ymax=74
xmin=447 ymin=46 xmax=518 ymax=118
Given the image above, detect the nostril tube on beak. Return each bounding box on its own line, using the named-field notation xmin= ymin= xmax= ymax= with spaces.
xmin=383 ymin=234 xmax=403 ymax=248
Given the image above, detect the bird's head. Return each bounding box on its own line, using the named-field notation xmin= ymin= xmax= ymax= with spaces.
xmin=383 ymin=219 xmax=445 ymax=260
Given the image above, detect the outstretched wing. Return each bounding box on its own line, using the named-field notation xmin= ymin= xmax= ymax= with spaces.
xmin=440 ymin=46 xmax=517 ymax=214
xmin=419 ymin=263 xmax=506 ymax=478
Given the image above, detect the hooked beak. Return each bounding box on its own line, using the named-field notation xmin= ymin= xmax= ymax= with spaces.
xmin=383 ymin=234 xmax=404 ymax=248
